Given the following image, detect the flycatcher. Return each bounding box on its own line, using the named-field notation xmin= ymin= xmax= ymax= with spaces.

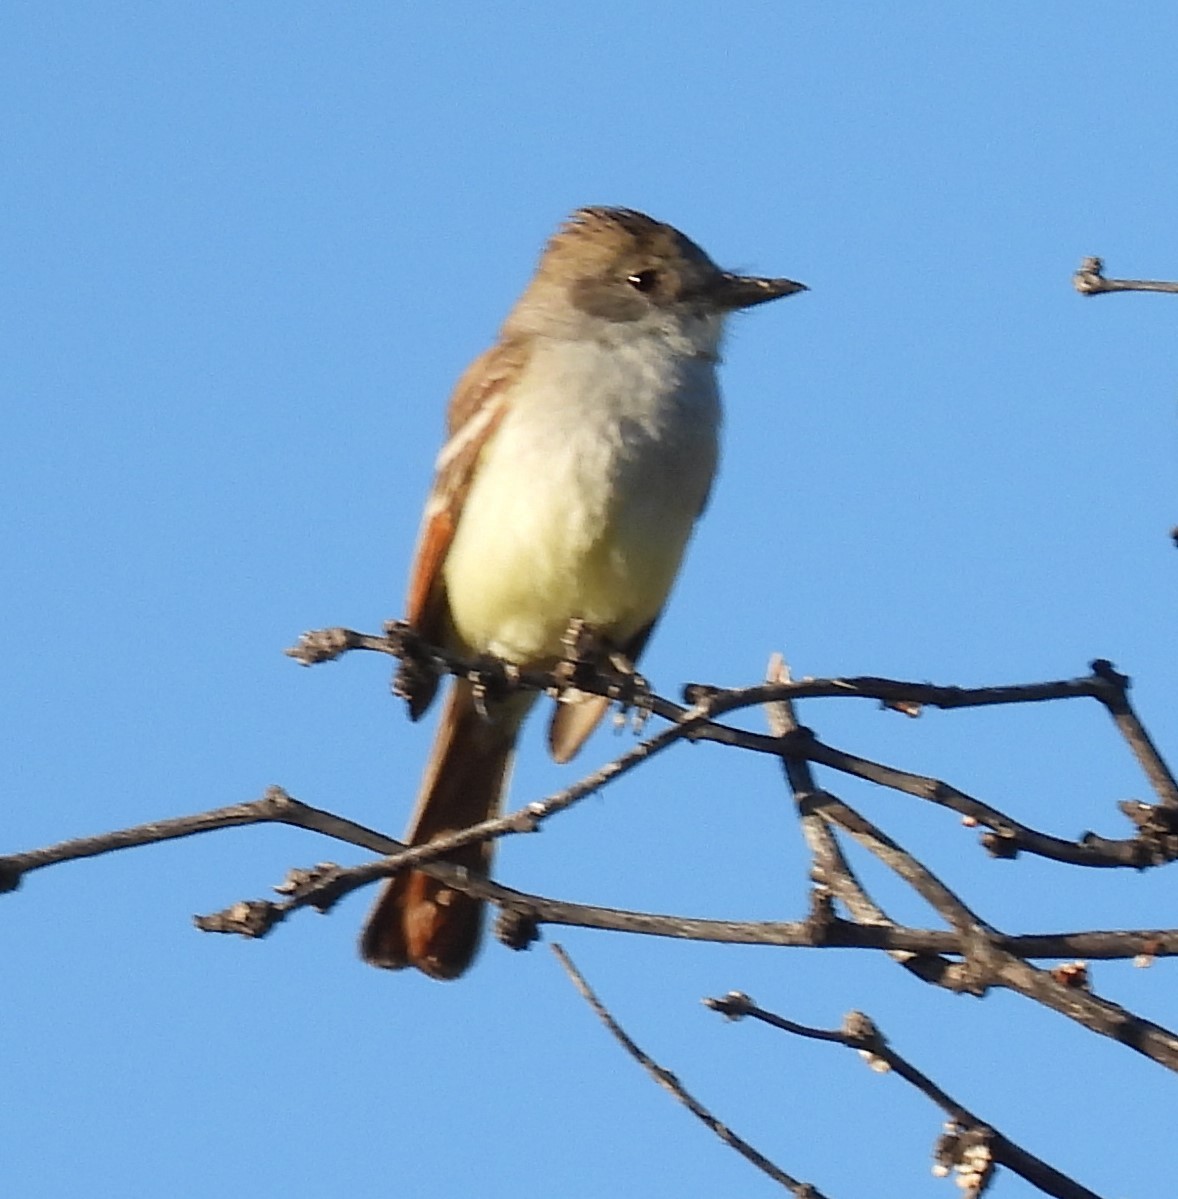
xmin=360 ymin=207 xmax=805 ymax=979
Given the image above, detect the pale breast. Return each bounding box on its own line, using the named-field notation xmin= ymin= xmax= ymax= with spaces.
xmin=441 ymin=335 xmax=721 ymax=664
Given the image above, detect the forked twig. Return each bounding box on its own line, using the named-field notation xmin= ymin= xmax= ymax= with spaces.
xmin=705 ymin=993 xmax=1104 ymax=1199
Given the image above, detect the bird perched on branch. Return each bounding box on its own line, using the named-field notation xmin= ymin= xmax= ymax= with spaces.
xmin=361 ymin=207 xmax=805 ymax=979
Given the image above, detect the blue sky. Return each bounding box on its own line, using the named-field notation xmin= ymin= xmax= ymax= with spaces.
xmin=4 ymin=5 xmax=1177 ymax=1196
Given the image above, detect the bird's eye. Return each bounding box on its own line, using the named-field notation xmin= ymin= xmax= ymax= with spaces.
xmin=626 ymin=269 xmax=658 ymax=292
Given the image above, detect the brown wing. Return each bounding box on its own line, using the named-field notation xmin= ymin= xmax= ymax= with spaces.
xmin=403 ymin=335 xmax=530 ymax=659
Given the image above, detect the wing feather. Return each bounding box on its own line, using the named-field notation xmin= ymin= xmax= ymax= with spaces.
xmin=404 ymin=337 xmax=530 ymax=645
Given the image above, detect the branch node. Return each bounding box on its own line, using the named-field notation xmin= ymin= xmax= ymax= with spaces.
xmin=1072 ymin=257 xmax=1178 ymax=298
xmin=805 ymin=888 xmax=838 ymax=943
xmin=680 ymin=681 xmax=720 ymax=710
xmin=1048 ymin=960 xmax=1091 ymax=991
xmin=284 ymin=626 xmax=353 ymax=665
xmin=515 ymin=804 xmax=545 ymax=832
xmin=1072 ymin=256 xmax=1106 ymax=295
xmin=842 ymin=1009 xmax=882 ymax=1048
xmin=1120 ymin=798 xmax=1178 ymax=834
xmin=780 ymin=723 xmax=817 ymax=756
xmin=703 ymin=991 xmax=756 ymax=1021
xmin=495 ymin=905 xmax=541 ymax=953
xmin=193 ymin=899 xmax=281 ymax=938
xmin=273 ymin=861 xmax=345 ymax=911
xmin=0 ymin=859 xmax=22 ymax=894
xmin=260 ymin=784 xmax=296 ymax=815
xmin=933 ymin=1123 xmax=997 ymax=1197
xmin=842 ymin=1011 xmax=890 ymax=1072
xmin=1090 ymin=657 xmax=1129 ymax=693
xmin=979 ymin=830 xmax=1019 ymax=860
xmin=956 ymin=932 xmax=1001 ymax=997
xmin=1117 ymin=800 xmax=1178 ymax=865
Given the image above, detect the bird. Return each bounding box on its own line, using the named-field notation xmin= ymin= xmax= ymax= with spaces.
xmin=360 ymin=206 xmax=805 ymax=979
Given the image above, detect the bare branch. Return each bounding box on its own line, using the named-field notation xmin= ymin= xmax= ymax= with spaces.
xmin=693 ymin=664 xmax=1124 ymax=717
xmin=805 ymin=792 xmax=994 ymax=961
xmin=189 ymin=698 xmax=735 ymax=934
xmin=290 ymin=626 xmax=1154 ymax=730
xmin=1073 ymin=256 xmax=1178 ymax=296
xmin=1088 ymin=659 xmax=1178 ymax=810
xmin=553 ymin=945 xmax=830 ymax=1198
xmin=13 ymin=632 xmax=1178 ymax=1083
xmin=705 ymin=994 xmax=1105 ymax=1199
xmin=0 ymin=787 xmax=390 ymax=892
xmin=13 ymin=786 xmax=1178 ymax=967
xmin=290 ymin=629 xmax=1178 ymax=820
xmin=808 ymin=790 xmax=1178 ymax=1071
xmin=763 ymin=654 xmax=966 ymax=991
xmin=799 ymin=732 xmax=1168 ymax=867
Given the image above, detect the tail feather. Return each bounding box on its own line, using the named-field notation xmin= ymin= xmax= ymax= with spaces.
xmin=359 ymin=679 xmax=528 ymax=979
xmin=548 ymin=693 xmax=611 ymax=764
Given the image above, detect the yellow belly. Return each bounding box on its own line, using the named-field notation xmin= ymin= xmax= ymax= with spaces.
xmin=441 ymin=352 xmax=718 ymax=664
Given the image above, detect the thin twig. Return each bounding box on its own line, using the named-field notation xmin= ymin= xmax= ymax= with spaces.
xmin=1073 ymin=256 xmax=1178 ymax=297
xmin=799 ymin=734 xmax=1166 ymax=867
xmin=292 ymin=628 xmax=1178 ymax=817
xmin=0 ymin=788 xmax=374 ymax=891
xmin=12 ymin=790 xmax=1178 ymax=964
xmin=804 ymin=792 xmax=996 ymax=968
xmin=763 ymin=654 xmax=964 ymax=990
xmin=9 ymin=770 xmax=1178 ymax=977
xmin=705 ymin=994 xmax=1105 ymax=1199
xmin=808 ymin=792 xmax=1178 ymax=1071
xmin=1088 ymin=660 xmax=1178 ymax=810
xmin=1 ymin=683 xmax=720 ymax=916
xmin=289 ymin=625 xmax=1144 ymax=725
xmin=552 ymin=944 xmax=829 ymax=1198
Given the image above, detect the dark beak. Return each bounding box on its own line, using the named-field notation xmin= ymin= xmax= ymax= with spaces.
xmin=711 ymin=272 xmax=808 ymax=311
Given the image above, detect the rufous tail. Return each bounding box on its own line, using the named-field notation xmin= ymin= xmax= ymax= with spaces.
xmin=359 ymin=678 xmax=525 ymax=979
